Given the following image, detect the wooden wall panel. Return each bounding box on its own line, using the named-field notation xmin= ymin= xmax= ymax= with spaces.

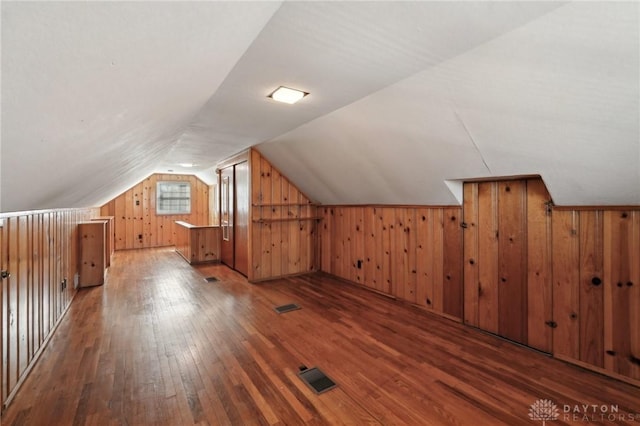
xmin=578 ymin=211 xmax=604 ymax=367
xmin=0 ymin=208 xmax=96 ymax=410
xmin=249 ymin=149 xmax=319 ymax=282
xmin=443 ymin=208 xmax=463 ymax=319
xmin=477 ymin=182 xmax=499 ymax=334
xmin=463 ymin=184 xmax=479 ymax=327
xmin=552 ymin=211 xmax=581 ymax=359
xmin=603 ymin=210 xmax=640 ymax=380
xmin=526 ymin=179 xmax=553 ymax=353
xmin=292 ymin=172 xmax=639 ymax=385
xmin=320 ymin=205 xmax=463 ymax=320
xmin=497 ymin=181 xmax=528 ymax=344
xmin=100 ymin=174 xmax=209 ymax=251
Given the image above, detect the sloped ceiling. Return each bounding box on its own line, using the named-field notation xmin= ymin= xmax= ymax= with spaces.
xmin=1 ymin=1 xmax=638 ymax=212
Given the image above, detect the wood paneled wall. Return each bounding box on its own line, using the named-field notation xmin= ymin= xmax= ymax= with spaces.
xmin=552 ymin=209 xmax=640 ymax=382
xmin=463 ymin=179 xmax=553 ymax=351
xmin=0 ymin=208 xmax=97 ymax=410
xmin=100 ymin=174 xmax=209 ymax=250
xmin=319 ymin=206 xmax=463 ymax=320
xmin=320 ymin=178 xmax=638 ymax=385
xmin=249 ymin=149 xmax=319 ymax=282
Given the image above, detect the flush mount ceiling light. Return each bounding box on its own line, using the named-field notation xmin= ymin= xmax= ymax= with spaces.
xmin=268 ymin=86 xmax=309 ymax=104
xmin=179 ymin=163 xmax=195 ymax=168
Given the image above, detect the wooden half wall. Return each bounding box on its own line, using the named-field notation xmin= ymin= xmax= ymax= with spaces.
xmin=0 ymin=208 xmax=98 ymax=410
xmin=249 ymin=149 xmax=319 ymax=281
xmin=319 ymin=178 xmax=639 ymax=385
xmin=319 ymin=206 xmax=463 ymax=320
xmin=100 ymin=174 xmax=209 ymax=250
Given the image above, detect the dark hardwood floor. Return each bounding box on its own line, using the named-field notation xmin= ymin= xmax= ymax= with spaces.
xmin=2 ymin=248 xmax=638 ymax=425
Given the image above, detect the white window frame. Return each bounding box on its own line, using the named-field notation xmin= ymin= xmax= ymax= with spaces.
xmin=156 ymin=181 xmax=191 ymax=215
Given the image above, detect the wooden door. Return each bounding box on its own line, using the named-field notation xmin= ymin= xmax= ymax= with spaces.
xmin=496 ymin=180 xmax=527 ymax=343
xmin=220 ymin=166 xmax=234 ymax=268
xmin=234 ymin=161 xmax=249 ymax=276
xmin=463 ymin=178 xmax=552 ymax=350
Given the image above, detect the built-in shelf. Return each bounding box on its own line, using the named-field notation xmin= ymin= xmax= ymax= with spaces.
xmin=252 ymin=201 xmax=319 ymax=224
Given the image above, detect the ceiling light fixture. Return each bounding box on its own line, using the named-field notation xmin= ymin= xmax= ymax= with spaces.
xmin=268 ymin=86 xmax=309 ymax=104
xmin=179 ymin=163 xmax=195 ymax=168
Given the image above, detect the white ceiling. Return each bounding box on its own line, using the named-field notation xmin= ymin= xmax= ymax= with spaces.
xmin=1 ymin=1 xmax=638 ymax=212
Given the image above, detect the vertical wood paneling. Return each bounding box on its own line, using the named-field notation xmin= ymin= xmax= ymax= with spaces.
xmin=270 ymin=168 xmax=282 ymax=279
xmin=354 ymin=208 xmax=364 ymax=284
xmin=630 ymin=211 xmax=640 ymax=380
xmin=603 ymin=210 xmax=638 ymax=379
xmin=250 ymin=149 xmax=263 ymax=278
xmin=363 ymin=207 xmax=375 ymax=289
xmin=101 ymin=174 xmax=209 ymax=251
xmin=552 ymin=210 xmax=580 ymax=360
xmin=578 ymin=211 xmax=604 ymax=367
xmin=463 ymin=183 xmax=479 ymax=327
xmin=234 ymin=161 xmax=250 ymax=276
xmin=443 ymin=208 xmax=463 ymax=319
xmin=280 ymin=181 xmax=290 ymax=276
xmin=497 ymin=181 xmax=527 ymax=344
xmin=416 ymin=208 xmax=433 ymax=309
xmin=321 ymin=206 xmax=462 ymax=319
xmin=248 ymin=149 xmax=318 ymax=282
xmin=432 ymin=209 xmax=445 ymax=313
xmin=477 ymin=182 xmax=499 ymax=334
xmin=405 ymin=209 xmax=417 ymax=304
xmin=381 ymin=208 xmax=394 ymax=295
xmin=391 ymin=209 xmax=404 ymax=298
xmin=1 ymin=208 xmax=96 ymax=410
xmin=526 ymin=179 xmax=552 ymax=353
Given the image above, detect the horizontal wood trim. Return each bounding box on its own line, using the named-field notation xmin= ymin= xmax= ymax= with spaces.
xmin=552 ymin=205 xmax=640 ymax=211
xmin=175 ymin=221 xmax=220 ymax=230
xmin=321 ymin=204 xmax=462 ymax=209
xmin=0 ymin=208 xmax=98 ymax=219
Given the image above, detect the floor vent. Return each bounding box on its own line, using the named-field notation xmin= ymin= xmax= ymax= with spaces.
xmin=298 ymin=367 xmax=337 ymax=394
xmin=274 ymin=303 xmax=301 ymax=314
xmin=204 ymin=276 xmax=219 ymax=282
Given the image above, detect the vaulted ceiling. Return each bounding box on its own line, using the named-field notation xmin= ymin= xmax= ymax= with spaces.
xmin=2 ymin=1 xmax=638 ymax=212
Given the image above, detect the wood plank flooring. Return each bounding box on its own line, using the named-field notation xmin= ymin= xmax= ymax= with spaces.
xmin=2 ymin=248 xmax=639 ymax=425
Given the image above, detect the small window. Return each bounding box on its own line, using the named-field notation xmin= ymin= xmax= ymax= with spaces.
xmin=157 ymin=181 xmax=191 ymax=215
